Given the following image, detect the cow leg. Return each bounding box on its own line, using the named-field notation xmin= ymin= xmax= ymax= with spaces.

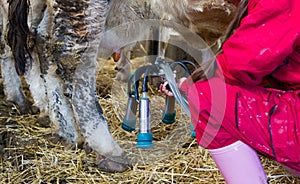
xmin=23 ymin=0 xmax=52 ymax=126
xmin=42 ymin=67 xmax=84 ymax=146
xmin=73 ymin=49 xmax=130 ymax=172
xmin=48 ymin=0 xmax=130 ymax=172
xmin=24 ymin=54 xmax=50 ymax=126
xmin=0 ymin=50 xmax=32 ymax=114
xmin=23 ymin=0 xmax=82 ymax=144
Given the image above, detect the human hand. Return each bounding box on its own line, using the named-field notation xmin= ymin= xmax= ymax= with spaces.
xmin=158 ymin=81 xmax=173 ymax=97
xmin=158 ymin=77 xmax=187 ymax=97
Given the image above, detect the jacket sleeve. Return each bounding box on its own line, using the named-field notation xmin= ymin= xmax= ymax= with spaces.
xmin=216 ymin=0 xmax=297 ymax=86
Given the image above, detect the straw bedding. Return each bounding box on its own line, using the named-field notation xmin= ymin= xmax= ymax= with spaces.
xmin=0 ymin=57 xmax=299 ymax=183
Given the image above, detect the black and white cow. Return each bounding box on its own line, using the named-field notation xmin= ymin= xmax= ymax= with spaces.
xmin=0 ymin=0 xmax=130 ymax=172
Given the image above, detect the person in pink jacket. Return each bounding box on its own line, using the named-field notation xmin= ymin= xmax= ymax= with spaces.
xmin=160 ymin=0 xmax=300 ymax=183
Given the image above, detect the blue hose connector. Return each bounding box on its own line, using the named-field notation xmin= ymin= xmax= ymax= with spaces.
xmin=122 ymin=119 xmax=136 ymax=132
xmin=162 ymin=111 xmax=176 ymax=124
xmin=136 ymin=132 xmax=153 ymax=148
xmin=137 ymin=95 xmax=153 ymax=148
xmin=190 ymin=124 xmax=196 ymax=138
xmin=162 ymin=96 xmax=176 ymax=124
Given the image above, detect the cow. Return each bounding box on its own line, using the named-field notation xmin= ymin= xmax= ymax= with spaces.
xmin=101 ymin=0 xmax=160 ymax=82
xmin=103 ymin=0 xmax=237 ymax=82
xmin=0 ymin=0 xmax=130 ymax=172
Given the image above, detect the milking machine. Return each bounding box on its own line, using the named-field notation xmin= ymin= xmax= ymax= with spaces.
xmin=122 ymin=57 xmax=196 ymax=148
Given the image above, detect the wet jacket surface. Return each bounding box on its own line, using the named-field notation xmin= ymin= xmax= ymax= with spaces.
xmin=181 ymin=0 xmax=300 ymax=171
xmin=217 ymin=0 xmax=300 ymax=90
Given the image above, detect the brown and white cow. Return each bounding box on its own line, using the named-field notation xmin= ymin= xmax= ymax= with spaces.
xmin=102 ymin=0 xmax=237 ymax=82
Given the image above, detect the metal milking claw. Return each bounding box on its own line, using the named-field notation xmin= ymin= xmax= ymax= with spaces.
xmin=122 ymin=58 xmax=197 ymax=149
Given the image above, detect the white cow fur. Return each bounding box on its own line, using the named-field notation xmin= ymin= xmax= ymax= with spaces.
xmin=0 ymin=0 xmax=129 ymax=172
xmin=0 ymin=1 xmax=30 ymax=113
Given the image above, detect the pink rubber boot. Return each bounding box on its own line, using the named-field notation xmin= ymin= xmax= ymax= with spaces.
xmin=208 ymin=141 xmax=268 ymax=184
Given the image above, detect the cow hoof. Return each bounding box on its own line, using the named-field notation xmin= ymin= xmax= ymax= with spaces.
xmin=82 ymin=143 xmax=93 ymax=154
xmin=6 ymin=101 xmax=39 ymax=115
xmin=97 ymin=153 xmax=131 ymax=173
xmin=49 ymin=134 xmax=72 ymax=148
xmin=37 ymin=115 xmax=51 ymax=127
xmin=30 ymin=105 xmax=40 ymax=114
xmin=6 ymin=101 xmax=31 ymax=114
xmin=48 ymin=134 xmax=64 ymax=145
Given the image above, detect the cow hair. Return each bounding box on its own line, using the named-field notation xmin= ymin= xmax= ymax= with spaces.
xmin=190 ymin=0 xmax=248 ymax=83
xmin=7 ymin=0 xmax=32 ymax=76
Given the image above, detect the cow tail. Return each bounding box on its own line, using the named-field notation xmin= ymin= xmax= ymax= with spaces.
xmin=7 ymin=0 xmax=32 ymax=76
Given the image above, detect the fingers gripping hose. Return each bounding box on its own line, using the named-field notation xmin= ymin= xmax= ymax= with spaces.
xmin=159 ymin=63 xmax=196 ymax=137
xmin=159 ymin=63 xmax=191 ymax=117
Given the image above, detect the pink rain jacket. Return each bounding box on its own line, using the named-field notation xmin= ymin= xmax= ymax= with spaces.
xmin=181 ymin=0 xmax=300 ymax=171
